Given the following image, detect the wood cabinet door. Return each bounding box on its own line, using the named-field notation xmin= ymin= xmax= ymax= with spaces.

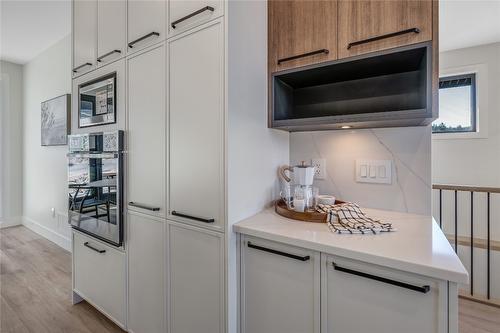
xmin=127 ymin=212 xmax=165 ymax=333
xmin=268 ymin=0 xmax=338 ymax=73
xmin=338 ymin=0 xmax=432 ymax=59
xmin=168 ymin=19 xmax=224 ymax=231
xmin=127 ymin=44 xmax=166 ymax=217
xmin=127 ymin=0 xmax=166 ymax=53
xmin=322 ymin=255 xmax=448 ymax=333
xmin=97 ymin=0 xmax=126 ymax=66
xmin=73 ymin=0 xmax=97 ymax=77
xmin=241 ymin=237 xmax=321 ymax=333
xmin=167 ymin=222 xmax=224 ymax=333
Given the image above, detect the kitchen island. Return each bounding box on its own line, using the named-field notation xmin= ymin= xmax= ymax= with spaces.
xmin=234 ymin=207 xmax=468 ymax=333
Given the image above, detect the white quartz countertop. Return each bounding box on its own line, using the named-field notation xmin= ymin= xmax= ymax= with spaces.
xmin=233 ymin=207 xmax=469 ymax=284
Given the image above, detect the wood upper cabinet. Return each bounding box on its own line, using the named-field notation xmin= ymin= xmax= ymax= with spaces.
xmin=268 ymin=0 xmax=338 ymax=73
xmin=338 ymin=0 xmax=433 ymax=59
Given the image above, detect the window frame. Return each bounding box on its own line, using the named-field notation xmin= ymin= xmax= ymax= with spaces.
xmin=432 ymin=73 xmax=477 ymax=134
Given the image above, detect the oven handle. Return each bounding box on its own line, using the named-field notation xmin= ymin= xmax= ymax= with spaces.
xmin=67 ymin=153 xmax=119 ymax=159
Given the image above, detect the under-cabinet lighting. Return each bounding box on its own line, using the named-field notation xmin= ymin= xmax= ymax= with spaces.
xmin=341 ymin=125 xmax=352 ymax=129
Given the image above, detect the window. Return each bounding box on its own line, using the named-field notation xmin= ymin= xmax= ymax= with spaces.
xmin=432 ymin=73 xmax=476 ymax=133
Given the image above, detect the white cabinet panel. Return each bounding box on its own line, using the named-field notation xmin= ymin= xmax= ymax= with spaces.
xmin=127 ymin=0 xmax=166 ymax=53
xmin=322 ymin=255 xmax=448 ymax=333
xmin=168 ymin=19 xmax=224 ymax=231
xmin=168 ymin=0 xmax=223 ymax=36
xmin=73 ymin=231 xmax=126 ymax=328
xmin=167 ymin=221 xmax=224 ymax=333
xmin=241 ymin=236 xmax=320 ymax=333
xmin=97 ymin=0 xmax=126 ymax=66
xmin=127 ymin=212 xmax=165 ymax=333
xmin=127 ymin=44 xmax=166 ymax=217
xmin=73 ymin=0 xmax=97 ymax=77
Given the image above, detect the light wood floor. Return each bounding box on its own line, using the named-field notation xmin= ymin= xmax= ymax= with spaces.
xmin=1 ymin=226 xmax=499 ymax=333
xmin=0 ymin=226 xmax=124 ymax=333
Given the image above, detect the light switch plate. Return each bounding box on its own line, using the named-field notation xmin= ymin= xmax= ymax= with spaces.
xmin=311 ymin=158 xmax=326 ymax=180
xmin=356 ymin=159 xmax=392 ymax=184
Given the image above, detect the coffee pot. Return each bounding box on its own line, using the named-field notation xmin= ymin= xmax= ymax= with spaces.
xmin=278 ymin=161 xmax=316 ymax=186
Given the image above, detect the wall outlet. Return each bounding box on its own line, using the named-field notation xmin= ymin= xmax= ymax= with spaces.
xmin=311 ymin=158 xmax=326 ymax=180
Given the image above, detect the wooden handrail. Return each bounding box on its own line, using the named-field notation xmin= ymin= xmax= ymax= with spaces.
xmin=445 ymin=234 xmax=500 ymax=252
xmin=433 ymin=184 xmax=500 ymax=194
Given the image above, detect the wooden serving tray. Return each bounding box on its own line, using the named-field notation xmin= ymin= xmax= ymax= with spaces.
xmin=275 ymin=199 xmax=344 ymax=223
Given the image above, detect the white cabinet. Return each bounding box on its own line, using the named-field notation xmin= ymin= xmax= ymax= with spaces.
xmin=168 ymin=0 xmax=223 ymax=36
xmin=241 ymin=236 xmax=320 ymax=333
xmin=168 ymin=19 xmax=224 ymax=231
xmin=97 ymin=0 xmax=126 ymax=66
xmin=127 ymin=44 xmax=166 ymax=217
xmin=322 ymin=255 xmax=448 ymax=333
xmin=127 ymin=212 xmax=166 ymax=333
xmin=73 ymin=0 xmax=97 ymax=77
xmin=167 ymin=221 xmax=224 ymax=333
xmin=127 ymin=0 xmax=166 ymax=53
xmin=72 ymin=231 xmax=126 ymax=329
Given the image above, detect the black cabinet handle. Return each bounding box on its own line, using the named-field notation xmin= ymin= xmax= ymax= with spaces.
xmin=171 ymin=211 xmax=214 ymax=223
xmin=277 ymin=49 xmax=329 ymax=65
xmin=171 ymin=6 xmax=215 ymax=29
xmin=128 ymin=201 xmax=160 ymax=211
xmin=72 ymin=62 xmax=92 ymax=73
xmin=84 ymin=241 xmax=106 ymax=254
xmin=97 ymin=49 xmax=121 ymax=62
xmin=332 ymin=262 xmax=430 ymax=293
xmin=128 ymin=32 xmax=160 ymax=48
xmin=347 ymin=28 xmax=420 ymax=50
xmin=247 ymin=241 xmax=310 ymax=262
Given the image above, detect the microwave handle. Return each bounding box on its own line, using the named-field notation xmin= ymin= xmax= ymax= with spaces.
xmin=67 ymin=153 xmax=119 ymax=159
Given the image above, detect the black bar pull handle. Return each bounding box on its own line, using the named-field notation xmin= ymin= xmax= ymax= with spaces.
xmin=247 ymin=241 xmax=310 ymax=262
xmin=129 ymin=201 xmax=160 ymax=212
xmin=347 ymin=28 xmax=420 ymax=50
xmin=72 ymin=62 xmax=92 ymax=73
xmin=128 ymin=32 xmax=160 ymax=48
xmin=277 ymin=49 xmax=329 ymax=65
xmin=171 ymin=210 xmax=215 ymax=223
xmin=84 ymin=241 xmax=106 ymax=254
xmin=97 ymin=49 xmax=121 ymax=62
xmin=332 ymin=262 xmax=430 ymax=294
xmin=171 ymin=6 xmax=215 ymax=29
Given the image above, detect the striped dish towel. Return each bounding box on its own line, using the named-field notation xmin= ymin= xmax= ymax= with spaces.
xmin=317 ymin=203 xmax=395 ymax=234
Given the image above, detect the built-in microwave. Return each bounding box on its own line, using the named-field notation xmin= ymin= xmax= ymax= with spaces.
xmin=67 ymin=131 xmax=124 ymax=246
xmin=78 ymin=73 xmax=116 ymax=128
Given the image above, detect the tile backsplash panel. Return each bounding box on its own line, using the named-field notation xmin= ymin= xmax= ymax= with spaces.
xmin=290 ymin=126 xmax=431 ymax=215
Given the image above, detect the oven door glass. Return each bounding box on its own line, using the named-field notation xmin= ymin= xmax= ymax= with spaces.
xmin=68 ymin=152 xmax=122 ymax=246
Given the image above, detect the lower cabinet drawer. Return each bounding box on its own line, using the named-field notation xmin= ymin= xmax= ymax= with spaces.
xmin=73 ymin=231 xmax=126 ymax=328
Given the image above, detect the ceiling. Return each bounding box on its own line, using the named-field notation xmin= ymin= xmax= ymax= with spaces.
xmin=0 ymin=0 xmax=499 ymax=64
xmin=0 ymin=0 xmax=71 ymax=64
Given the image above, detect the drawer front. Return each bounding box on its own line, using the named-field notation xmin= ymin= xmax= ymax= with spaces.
xmin=168 ymin=0 xmax=223 ymax=36
xmin=73 ymin=231 xmax=126 ymax=327
xmin=322 ymin=255 xmax=447 ymax=333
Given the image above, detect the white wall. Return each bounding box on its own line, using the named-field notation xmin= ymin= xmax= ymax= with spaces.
xmin=22 ymin=35 xmax=71 ymax=250
xmin=0 ymin=60 xmax=23 ymax=227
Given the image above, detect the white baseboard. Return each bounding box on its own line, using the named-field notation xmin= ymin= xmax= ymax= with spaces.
xmin=22 ymin=216 xmax=71 ymax=252
xmin=0 ymin=216 xmax=23 ymax=229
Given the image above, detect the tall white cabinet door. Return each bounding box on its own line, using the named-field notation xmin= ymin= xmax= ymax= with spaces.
xmin=127 ymin=212 xmax=165 ymax=333
xmin=322 ymin=255 xmax=448 ymax=333
xmin=97 ymin=0 xmax=126 ymax=66
xmin=168 ymin=0 xmax=223 ymax=36
xmin=167 ymin=221 xmax=224 ymax=333
xmin=168 ymin=19 xmax=224 ymax=231
xmin=73 ymin=0 xmax=97 ymax=77
xmin=127 ymin=44 xmax=166 ymax=217
xmin=241 ymin=237 xmax=321 ymax=333
xmin=127 ymin=0 xmax=166 ymax=53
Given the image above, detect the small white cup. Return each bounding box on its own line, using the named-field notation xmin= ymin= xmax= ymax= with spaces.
xmin=317 ymin=195 xmax=336 ymax=205
xmin=293 ymin=198 xmax=305 ymax=212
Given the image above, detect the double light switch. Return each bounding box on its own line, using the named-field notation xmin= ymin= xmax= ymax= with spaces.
xmin=356 ymin=159 xmax=392 ymax=184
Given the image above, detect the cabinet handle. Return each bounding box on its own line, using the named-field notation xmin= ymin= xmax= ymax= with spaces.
xmin=277 ymin=49 xmax=329 ymax=65
xmin=128 ymin=201 xmax=160 ymax=211
xmin=171 ymin=6 xmax=215 ymax=29
xmin=332 ymin=262 xmax=430 ymax=293
xmin=347 ymin=28 xmax=420 ymax=50
xmin=84 ymin=241 xmax=106 ymax=254
xmin=97 ymin=49 xmax=121 ymax=63
xmin=72 ymin=62 xmax=92 ymax=73
xmin=171 ymin=211 xmax=215 ymax=223
xmin=247 ymin=241 xmax=310 ymax=262
xmin=128 ymin=32 xmax=160 ymax=48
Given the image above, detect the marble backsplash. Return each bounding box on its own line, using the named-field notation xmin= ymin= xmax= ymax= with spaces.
xmin=290 ymin=126 xmax=432 ymax=215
